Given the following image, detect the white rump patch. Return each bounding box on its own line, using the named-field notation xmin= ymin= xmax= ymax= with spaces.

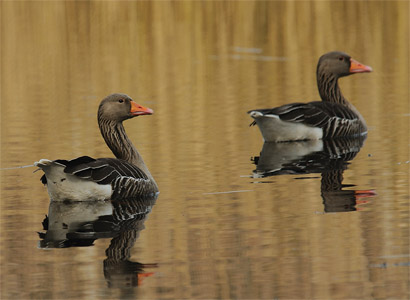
xmin=251 ymin=115 xmax=323 ymax=142
xmin=35 ymin=159 xmax=112 ymax=202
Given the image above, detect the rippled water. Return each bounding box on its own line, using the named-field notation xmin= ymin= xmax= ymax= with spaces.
xmin=1 ymin=1 xmax=409 ymax=299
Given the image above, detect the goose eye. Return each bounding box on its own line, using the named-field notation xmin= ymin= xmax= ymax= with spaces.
xmin=338 ymin=56 xmax=344 ymax=61
xmin=118 ymin=99 xmax=124 ymax=103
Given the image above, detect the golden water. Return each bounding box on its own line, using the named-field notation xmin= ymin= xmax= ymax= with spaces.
xmin=1 ymin=1 xmax=409 ymax=299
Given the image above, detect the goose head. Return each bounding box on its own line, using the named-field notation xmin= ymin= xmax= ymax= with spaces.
xmin=98 ymin=93 xmax=153 ymax=122
xmin=317 ymin=51 xmax=373 ymax=79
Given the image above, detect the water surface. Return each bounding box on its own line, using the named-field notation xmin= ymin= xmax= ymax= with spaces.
xmin=1 ymin=1 xmax=409 ymax=299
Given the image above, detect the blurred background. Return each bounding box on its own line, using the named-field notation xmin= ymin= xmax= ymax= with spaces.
xmin=1 ymin=1 xmax=409 ymax=299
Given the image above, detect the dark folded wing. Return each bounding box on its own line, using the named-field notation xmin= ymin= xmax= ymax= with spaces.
xmin=62 ymin=156 xmax=149 ymax=184
xmin=57 ymin=156 xmax=154 ymax=199
xmin=249 ymin=101 xmax=364 ymax=138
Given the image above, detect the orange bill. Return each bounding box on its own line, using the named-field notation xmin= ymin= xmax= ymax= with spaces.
xmin=350 ymin=58 xmax=373 ymax=73
xmin=130 ymin=101 xmax=154 ymax=116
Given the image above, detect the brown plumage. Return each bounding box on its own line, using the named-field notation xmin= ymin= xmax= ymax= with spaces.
xmin=249 ymin=51 xmax=372 ymax=142
xmin=35 ymin=93 xmax=158 ymax=201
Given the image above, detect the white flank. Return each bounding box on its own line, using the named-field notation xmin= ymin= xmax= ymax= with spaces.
xmin=35 ymin=159 xmax=112 ymax=202
xmin=250 ymin=112 xmax=323 ymax=142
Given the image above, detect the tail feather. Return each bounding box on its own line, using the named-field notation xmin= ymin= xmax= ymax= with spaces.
xmin=34 ymin=159 xmax=66 ymax=185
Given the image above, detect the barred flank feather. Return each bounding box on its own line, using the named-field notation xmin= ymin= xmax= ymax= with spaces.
xmin=52 ymin=156 xmax=157 ymax=199
xmin=249 ymin=101 xmax=366 ymax=139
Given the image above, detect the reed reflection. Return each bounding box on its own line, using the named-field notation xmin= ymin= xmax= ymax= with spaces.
xmin=38 ymin=195 xmax=158 ymax=288
xmin=252 ymin=137 xmax=376 ymax=212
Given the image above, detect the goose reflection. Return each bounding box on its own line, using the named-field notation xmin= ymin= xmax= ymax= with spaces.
xmin=252 ymin=137 xmax=376 ymax=212
xmin=38 ymin=195 xmax=157 ymax=288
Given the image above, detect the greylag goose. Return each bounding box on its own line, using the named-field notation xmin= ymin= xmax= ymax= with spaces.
xmin=35 ymin=93 xmax=159 ymax=202
xmin=248 ymin=51 xmax=372 ymax=142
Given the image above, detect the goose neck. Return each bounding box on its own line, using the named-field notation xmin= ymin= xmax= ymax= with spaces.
xmin=316 ymin=70 xmax=367 ymax=129
xmin=317 ymin=71 xmax=348 ymax=105
xmin=98 ymin=118 xmax=153 ymax=179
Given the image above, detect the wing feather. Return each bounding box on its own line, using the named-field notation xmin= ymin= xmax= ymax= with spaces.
xmin=249 ymin=101 xmax=364 ymax=138
xmin=47 ymin=156 xmax=155 ymax=198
